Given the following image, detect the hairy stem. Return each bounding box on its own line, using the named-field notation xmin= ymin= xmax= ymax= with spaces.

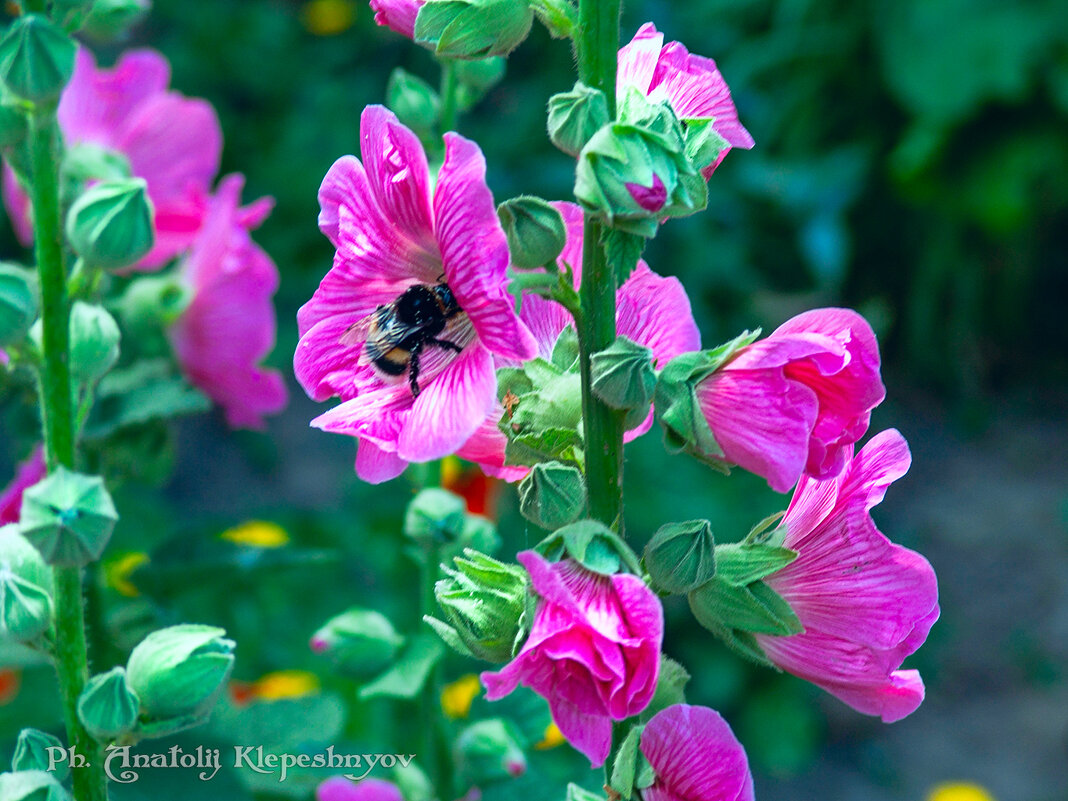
xmin=30 ymin=110 xmax=108 ymax=801
xmin=419 ymin=539 xmax=453 ymax=800
xmin=575 ymin=0 xmax=624 ymax=532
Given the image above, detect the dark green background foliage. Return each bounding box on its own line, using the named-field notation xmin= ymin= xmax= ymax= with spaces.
xmin=1 ymin=1 xmax=1067 ymax=799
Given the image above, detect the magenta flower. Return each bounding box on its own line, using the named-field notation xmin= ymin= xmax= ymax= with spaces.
xmin=640 ymin=705 xmax=754 ymax=801
xmin=3 ymin=48 xmax=222 ymax=269
xmin=294 ymin=106 xmax=537 ymax=483
xmin=369 ymin=0 xmax=423 ymax=38
xmin=0 ymin=447 xmax=45 ymax=525
xmin=317 ymin=777 xmax=403 ymax=801
xmin=480 ymin=550 xmax=663 ymax=767
xmin=695 ymin=307 xmax=885 ymax=492
xmin=754 ymin=429 xmax=939 ymax=723
xmin=169 ymin=174 xmax=287 ymax=430
xmin=456 ymin=202 xmax=700 ymax=479
xmin=618 ymin=23 xmax=754 ymax=177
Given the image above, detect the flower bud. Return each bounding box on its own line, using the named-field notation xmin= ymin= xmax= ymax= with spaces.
xmin=497 ymin=196 xmax=566 ymax=269
xmin=0 ymin=15 xmax=77 ymax=105
xmin=65 ymin=178 xmax=154 ymax=270
xmin=404 ymin=488 xmax=466 ymax=546
xmin=454 ymin=56 xmax=505 ymax=109
xmin=60 ymin=142 xmax=133 ymax=205
xmin=0 ymin=567 xmax=52 ymax=642
xmin=386 ymin=68 xmax=440 ymax=142
xmin=517 ymin=461 xmax=585 ymax=530
xmin=427 ymin=549 xmax=528 ymax=662
xmin=69 ymin=301 xmax=120 ymax=383
xmin=12 ymin=729 xmax=67 ymax=778
xmin=643 ymin=519 xmax=716 ymax=595
xmin=0 ymin=105 xmax=27 ymax=149
xmin=536 ymin=519 xmax=642 ymax=576
xmin=19 ymin=467 xmax=118 ymax=567
xmin=81 ymin=0 xmax=151 ymax=42
xmin=414 ymin=0 xmax=533 ymax=59
xmin=52 ymin=0 xmax=96 ymax=33
xmin=309 ymin=607 xmax=403 ymax=681
xmin=0 ymin=264 xmax=37 ymax=347
xmin=125 ymin=624 xmax=235 ymax=721
xmin=454 ymin=718 xmax=526 ymax=786
xmin=547 ymin=82 xmax=609 ymax=157
xmin=0 ymin=771 xmax=71 ymax=801
xmin=590 ymin=336 xmax=656 ymax=427
xmin=77 ymin=666 xmax=140 ymax=741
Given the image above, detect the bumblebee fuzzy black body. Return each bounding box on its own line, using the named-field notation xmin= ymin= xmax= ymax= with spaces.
xmin=343 ymin=282 xmax=464 ymax=397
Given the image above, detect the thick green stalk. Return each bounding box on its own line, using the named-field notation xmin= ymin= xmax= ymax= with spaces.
xmin=575 ymin=0 xmax=624 ymax=532
xmin=29 ymin=110 xmax=109 ymax=801
xmin=419 ymin=540 xmax=453 ymax=800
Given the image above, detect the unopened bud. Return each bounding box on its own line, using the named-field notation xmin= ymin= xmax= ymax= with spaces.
xmin=497 ymin=196 xmax=566 ymax=269
xmin=69 ymin=301 xmax=120 ymax=382
xmin=386 ymin=68 xmax=440 ymax=141
xmin=81 ymin=0 xmax=151 ymax=42
xmin=310 ymin=608 xmax=403 ymax=681
xmin=454 ymin=56 xmax=505 ymax=109
xmin=517 ymin=461 xmax=585 ymax=530
xmin=454 ymin=718 xmax=527 ymax=785
xmin=126 ymin=624 xmax=234 ymax=721
xmin=0 ymin=15 xmax=76 ymax=105
xmin=77 ymin=666 xmax=140 ymax=741
xmin=0 ymin=771 xmax=71 ymax=801
xmin=644 ymin=519 xmax=716 ymax=595
xmin=547 ymin=82 xmax=609 ymax=157
xmin=404 ymin=488 xmax=466 ymax=546
xmin=414 ymin=0 xmax=533 ymax=59
xmin=590 ymin=336 xmax=656 ymax=427
xmin=12 ymin=729 xmax=67 ymax=778
xmin=0 ymin=264 xmax=37 ymax=347
xmin=66 ymin=178 xmax=154 ymax=270
xmin=19 ymin=467 xmax=118 ymax=566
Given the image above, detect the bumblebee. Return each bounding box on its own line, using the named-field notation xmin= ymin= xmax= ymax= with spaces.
xmin=341 ymin=282 xmax=465 ymax=397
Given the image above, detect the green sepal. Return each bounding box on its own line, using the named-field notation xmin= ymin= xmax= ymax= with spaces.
xmin=547 ymin=82 xmax=610 ymax=157
xmin=359 ymin=633 xmax=445 ymax=700
xmin=609 ymin=723 xmax=643 ymax=800
xmin=0 ymin=770 xmax=71 ymax=801
xmin=454 ymin=57 xmax=506 ymax=110
xmin=12 ymin=729 xmax=67 ymax=777
xmin=683 ymin=117 xmax=730 ymax=174
xmin=713 ymin=542 xmax=798 ymax=587
xmin=19 ymin=467 xmax=117 ymax=566
xmin=567 ymin=784 xmax=603 ymax=801
xmin=528 ymin=0 xmax=576 ymax=38
xmin=643 ymin=519 xmax=716 ymax=595
xmin=640 ymin=655 xmax=690 ymax=722
xmin=76 ymin=666 xmax=139 ymax=741
xmin=68 ymin=301 xmax=120 ymax=383
xmin=518 ymin=461 xmax=586 ymax=530
xmin=688 ymin=576 xmax=803 ymax=637
xmin=535 ymin=519 xmax=642 ymax=576
xmin=0 ymin=571 xmax=52 ymax=642
xmin=550 ymin=326 xmax=580 ymax=372
xmin=0 ymin=15 xmax=76 ymax=105
xmin=591 ymin=336 xmax=656 ymax=426
xmin=414 ymin=0 xmax=533 ymax=59
xmin=65 ymin=178 xmax=154 ymax=270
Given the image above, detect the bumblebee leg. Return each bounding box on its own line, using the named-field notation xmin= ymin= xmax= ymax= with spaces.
xmin=429 ymin=338 xmax=463 ymax=354
xmin=408 ymin=343 xmax=424 ymax=397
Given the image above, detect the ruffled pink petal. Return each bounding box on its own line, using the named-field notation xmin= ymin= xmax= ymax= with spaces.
xmin=355 ymin=439 xmax=409 ymax=484
xmin=617 ymin=23 xmax=664 ymax=97
xmin=317 ymin=777 xmax=404 ymax=801
xmin=398 ymin=343 xmax=497 ymax=462
xmin=640 ymin=705 xmax=754 ymax=801
xmin=435 ymin=132 xmax=537 ymax=361
xmin=368 ymin=0 xmax=424 ymax=38
xmin=293 ymin=312 xmax=382 ymax=402
xmin=697 ymin=368 xmax=818 ymax=492
xmin=0 ymin=447 xmax=46 ymax=525
xmin=548 ymin=692 xmax=613 ymax=767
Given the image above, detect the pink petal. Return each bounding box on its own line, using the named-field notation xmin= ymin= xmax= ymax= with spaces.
xmin=355 ymin=440 xmax=409 ymax=484
xmin=293 ymin=312 xmax=381 ymax=402
xmin=0 ymin=446 xmax=46 ymax=525
xmin=317 ymin=777 xmax=404 ymax=801
xmin=368 ymin=0 xmax=423 ymax=38
xmin=398 ymin=343 xmax=497 ymax=462
xmin=2 ymin=166 xmax=32 ymax=247
xmin=455 ymin=409 xmax=530 ymax=482
xmin=548 ymin=693 xmax=614 ymax=768
xmin=617 ymin=23 xmax=665 ymax=97
xmin=617 ymin=263 xmax=701 ymax=367
xmin=434 ymin=132 xmax=537 ymax=361
xmin=640 ymin=705 xmax=754 ymax=801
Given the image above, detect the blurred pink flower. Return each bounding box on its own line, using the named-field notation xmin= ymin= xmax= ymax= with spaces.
xmin=640 ymin=704 xmax=754 ymax=801
xmin=481 ymin=551 xmax=662 ymax=768
xmin=456 ymin=202 xmax=700 ymax=479
xmin=0 ymin=447 xmax=45 ymax=525
xmin=295 ymin=105 xmax=536 ymax=483
xmin=2 ymin=48 xmax=222 ymax=269
xmin=618 ymin=23 xmax=754 ymax=177
xmin=369 ymin=0 xmax=423 ymax=38
xmin=169 ymin=174 xmax=287 ymax=429
xmin=317 ymin=777 xmax=403 ymax=801
xmin=695 ymin=307 xmax=885 ymax=492
xmin=755 ymin=429 xmax=939 ymax=723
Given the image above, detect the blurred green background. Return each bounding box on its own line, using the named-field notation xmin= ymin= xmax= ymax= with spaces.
xmin=2 ymin=0 xmax=1067 ymax=799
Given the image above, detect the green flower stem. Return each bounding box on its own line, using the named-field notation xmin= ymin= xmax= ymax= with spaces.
xmin=575 ymin=0 xmax=624 ymax=532
xmin=439 ymin=58 xmax=460 ymax=136
xmin=29 ymin=109 xmax=109 ymax=801
xmin=420 ymin=539 xmax=453 ymax=800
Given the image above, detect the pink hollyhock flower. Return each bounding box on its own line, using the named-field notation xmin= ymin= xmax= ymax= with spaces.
xmin=169 ymin=174 xmax=287 ymax=429
xmin=456 ymin=202 xmax=700 ymax=479
xmin=0 ymin=447 xmax=45 ymax=525
xmin=2 ymin=48 xmax=222 ymax=269
xmin=618 ymin=23 xmax=754 ymax=177
xmin=754 ymin=429 xmax=939 ymax=723
xmin=294 ymin=105 xmax=537 ymax=483
xmin=317 ymin=777 xmax=403 ymax=801
xmin=480 ymin=550 xmax=663 ymax=767
xmin=640 ymin=704 xmax=754 ymax=801
xmin=369 ymin=0 xmax=423 ymax=38
xmin=695 ymin=307 xmax=885 ymax=492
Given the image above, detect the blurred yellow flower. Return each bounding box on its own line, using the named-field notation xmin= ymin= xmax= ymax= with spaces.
xmin=106 ymin=552 xmax=149 ymax=597
xmin=252 ymin=670 xmax=320 ymax=701
xmin=301 ymin=0 xmax=356 ymax=36
xmin=441 ymin=673 xmax=481 ymax=718
xmin=221 ymin=520 xmax=289 ymax=548
xmin=927 ymin=783 xmax=997 ymax=801
xmin=534 ymin=721 xmax=565 ymax=750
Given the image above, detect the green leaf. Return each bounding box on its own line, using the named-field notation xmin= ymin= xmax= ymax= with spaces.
xmin=689 ymin=577 xmax=803 ymax=637
xmin=601 ymin=227 xmax=646 ymax=284
xmin=713 ymin=543 xmax=798 ymax=587
xmin=609 ymin=724 xmax=643 ymax=799
xmin=550 ymin=326 xmax=580 ymax=372
xmin=359 ymin=634 xmax=445 ymax=700
xmin=85 ymin=359 xmax=210 ymax=438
